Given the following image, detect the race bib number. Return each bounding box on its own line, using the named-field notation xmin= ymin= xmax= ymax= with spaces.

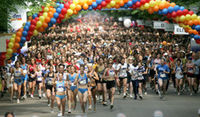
xmin=160 ymin=73 xmax=166 ymax=78
xmin=23 ymin=70 xmax=27 ymax=74
xmin=79 ymin=79 xmax=86 ymax=85
xmin=37 ymin=77 xmax=42 ymax=81
xmin=57 ymin=87 xmax=64 ymax=92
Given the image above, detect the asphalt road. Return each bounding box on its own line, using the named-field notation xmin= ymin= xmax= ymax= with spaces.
xmin=0 ymin=86 xmax=199 ymax=117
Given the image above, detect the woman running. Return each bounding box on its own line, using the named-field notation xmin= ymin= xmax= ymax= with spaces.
xmin=54 ymin=73 xmax=67 ymax=117
xmin=88 ymin=64 xmax=99 ymax=111
xmin=103 ymin=60 xmax=116 ymax=109
xmin=13 ymin=61 xmax=24 ymax=103
xmin=118 ymin=58 xmax=128 ymax=98
xmin=175 ymin=59 xmax=184 ymax=95
xmin=67 ymin=66 xmax=78 ymax=113
xmin=28 ymin=58 xmax=37 ymax=98
xmin=75 ymin=65 xmax=89 ymax=113
xmin=36 ymin=66 xmax=43 ymax=99
xmin=45 ymin=66 xmax=55 ymax=113
xmin=20 ymin=57 xmax=28 ymax=99
xmin=6 ymin=67 xmax=13 ymax=102
xmin=40 ymin=58 xmax=47 ymax=98
xmin=186 ymin=57 xmax=195 ymax=96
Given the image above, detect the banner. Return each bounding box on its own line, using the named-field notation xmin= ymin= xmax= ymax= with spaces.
xmin=164 ymin=23 xmax=174 ymax=32
xmin=153 ymin=21 xmax=165 ymax=29
xmin=8 ymin=6 xmax=28 ymax=33
xmin=136 ymin=20 xmax=145 ymax=26
xmin=174 ymin=24 xmax=189 ymax=35
xmin=145 ymin=20 xmax=153 ymax=27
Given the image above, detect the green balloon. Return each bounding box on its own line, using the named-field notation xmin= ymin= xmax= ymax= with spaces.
xmin=39 ymin=16 xmax=45 ymax=22
xmin=10 ymin=38 xmax=15 ymax=43
xmin=67 ymin=9 xmax=73 ymax=15
xmin=44 ymin=7 xmax=49 ymax=12
xmin=36 ymin=21 xmax=42 ymax=28
xmin=8 ymin=42 xmax=14 ymax=48
xmin=43 ymin=12 xmax=48 ymax=18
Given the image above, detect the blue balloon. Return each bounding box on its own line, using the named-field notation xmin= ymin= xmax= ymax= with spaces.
xmin=88 ymin=6 xmax=93 ymax=10
xmin=21 ymin=37 xmax=26 ymax=43
xmin=56 ymin=3 xmax=60 ymax=6
xmin=92 ymin=2 xmax=98 ymax=8
xmin=158 ymin=10 xmax=162 ymax=15
xmin=50 ymin=18 xmax=57 ymax=24
xmin=20 ymin=42 xmax=24 ymax=47
xmin=56 ymin=8 xmax=61 ymax=13
xmin=53 ymin=12 xmax=59 ymax=18
xmin=168 ymin=6 xmax=174 ymax=13
xmin=48 ymin=22 xmax=53 ymax=27
xmin=96 ymin=0 xmax=102 ymax=4
xmin=132 ymin=0 xmax=137 ymax=4
xmin=162 ymin=8 xmax=168 ymax=14
xmin=192 ymin=25 xmax=196 ymax=29
xmin=127 ymin=1 xmax=133 ymax=7
xmin=32 ymin=14 xmax=38 ymax=19
xmin=195 ymin=25 xmax=200 ymax=31
xmin=22 ymin=31 xmax=28 ymax=37
xmin=124 ymin=4 xmax=128 ymax=8
xmin=180 ymin=6 xmax=185 ymax=11
xmin=174 ymin=5 xmax=180 ymax=11
xmin=194 ymin=35 xmax=200 ymax=40
xmin=59 ymin=4 xmax=64 ymax=9
xmin=23 ymin=26 xmax=29 ymax=31
xmin=25 ymin=22 xmax=31 ymax=27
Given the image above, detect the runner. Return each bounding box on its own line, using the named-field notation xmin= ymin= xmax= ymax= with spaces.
xmin=75 ymin=65 xmax=88 ymax=113
xmin=156 ymin=59 xmax=170 ymax=99
xmin=88 ymin=64 xmax=99 ymax=111
xmin=118 ymin=58 xmax=128 ymax=98
xmin=67 ymin=66 xmax=78 ymax=113
xmin=175 ymin=59 xmax=184 ymax=95
xmin=36 ymin=66 xmax=43 ymax=99
xmin=20 ymin=57 xmax=28 ymax=99
xmin=0 ymin=66 xmax=6 ymax=98
xmin=103 ymin=60 xmax=116 ymax=109
xmin=13 ymin=61 xmax=24 ymax=103
xmin=45 ymin=66 xmax=55 ymax=113
xmin=186 ymin=57 xmax=195 ymax=96
xmin=28 ymin=58 xmax=37 ymax=98
xmin=54 ymin=73 xmax=67 ymax=117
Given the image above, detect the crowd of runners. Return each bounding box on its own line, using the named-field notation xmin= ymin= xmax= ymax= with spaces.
xmin=0 ymin=13 xmax=200 ymax=117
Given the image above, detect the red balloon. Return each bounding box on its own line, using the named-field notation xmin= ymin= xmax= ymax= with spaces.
xmin=29 ymin=25 xmax=35 ymax=31
xmin=70 ymin=28 xmax=73 ymax=32
xmin=6 ymin=39 xmax=10 ymax=44
xmin=183 ymin=9 xmax=189 ymax=15
xmin=28 ymin=31 xmax=33 ymax=37
xmin=59 ymin=14 xmax=65 ymax=19
xmin=64 ymin=3 xmax=70 ymax=9
xmin=61 ymin=8 xmax=67 ymax=15
xmin=101 ymin=1 xmax=107 ymax=7
xmin=35 ymin=17 xmax=39 ymax=21
xmin=26 ymin=36 xmax=31 ymax=41
xmin=38 ymin=12 xmax=43 ymax=17
xmin=17 ymin=49 xmax=21 ymax=54
xmin=97 ymin=5 xmax=102 ymax=10
xmin=135 ymin=2 xmax=141 ymax=7
xmin=167 ymin=13 xmax=171 ymax=18
xmin=171 ymin=11 xmax=177 ymax=17
xmin=176 ymin=10 xmax=183 ymax=16
xmin=0 ymin=54 xmax=6 ymax=60
xmin=140 ymin=0 xmax=146 ymax=5
xmin=105 ymin=0 xmax=111 ymax=3
xmin=195 ymin=39 xmax=200 ymax=44
xmin=189 ymin=11 xmax=194 ymax=15
xmin=31 ymin=19 xmax=37 ymax=25
xmin=57 ymin=19 xmax=61 ymax=23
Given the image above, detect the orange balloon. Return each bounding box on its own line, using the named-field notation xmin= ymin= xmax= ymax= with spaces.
xmin=42 ymin=22 xmax=48 ymax=28
xmin=15 ymin=36 xmax=21 ymax=43
xmin=148 ymin=8 xmax=154 ymax=14
xmin=92 ymin=0 xmax=96 ymax=2
xmin=13 ymin=49 xmax=17 ymax=53
xmin=16 ymin=31 xmax=22 ymax=37
xmin=153 ymin=5 xmax=159 ymax=12
xmin=87 ymin=0 xmax=93 ymax=5
xmin=52 ymin=8 xmax=56 ymax=13
xmin=45 ymin=16 xmax=51 ymax=23
xmin=49 ymin=7 xmax=53 ymax=12
xmin=165 ymin=2 xmax=170 ymax=8
xmin=18 ymin=28 xmax=23 ymax=32
xmin=79 ymin=0 xmax=84 ymax=6
xmin=37 ymin=27 xmax=45 ymax=32
xmin=159 ymin=3 xmax=165 ymax=10
xmin=115 ymin=4 xmax=120 ymax=9
xmin=170 ymin=2 xmax=176 ymax=7
xmin=188 ymin=29 xmax=193 ymax=34
xmin=124 ymin=0 xmax=129 ymax=3
xmin=76 ymin=4 xmax=82 ymax=11
xmin=73 ymin=10 xmax=78 ymax=15
xmin=48 ymin=11 xmax=54 ymax=18
xmin=162 ymin=41 xmax=167 ymax=46
xmin=14 ymin=43 xmax=20 ymax=49
xmin=83 ymin=4 xmax=88 ymax=10
xmin=193 ymin=30 xmax=198 ymax=35
xmin=188 ymin=20 xmax=193 ymax=26
xmin=193 ymin=19 xmax=199 ymax=25
xmin=119 ymin=0 xmax=124 ymax=6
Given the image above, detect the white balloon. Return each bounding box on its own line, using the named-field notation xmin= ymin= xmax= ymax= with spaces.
xmin=124 ymin=19 xmax=131 ymax=28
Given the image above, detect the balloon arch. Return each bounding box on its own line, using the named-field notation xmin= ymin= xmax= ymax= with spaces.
xmin=1 ymin=0 xmax=200 ymax=66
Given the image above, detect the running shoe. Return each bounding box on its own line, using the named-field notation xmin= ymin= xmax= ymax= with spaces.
xmin=178 ymin=92 xmax=180 ymax=95
xmin=110 ymin=104 xmax=114 ymax=109
xmin=123 ymin=93 xmax=127 ymax=98
xmin=130 ymin=94 xmax=133 ymax=98
xmin=39 ymin=96 xmax=41 ymax=99
xmin=103 ymin=101 xmax=108 ymax=106
xmin=57 ymin=111 xmax=62 ymax=117
xmin=43 ymin=93 xmax=46 ymax=98
xmin=31 ymin=94 xmax=34 ymax=98
xmin=68 ymin=109 xmax=71 ymax=114
xmin=48 ymin=104 xmax=51 ymax=107
xmin=88 ymin=105 xmax=92 ymax=110
xmin=17 ymin=99 xmax=20 ymax=104
xmin=139 ymin=95 xmax=143 ymax=100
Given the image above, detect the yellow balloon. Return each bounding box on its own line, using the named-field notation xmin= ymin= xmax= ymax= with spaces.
xmin=73 ymin=0 xmax=79 ymax=4
xmin=175 ymin=17 xmax=180 ymax=22
xmin=43 ymin=12 xmax=48 ymax=18
xmin=149 ymin=1 xmax=155 ymax=7
xmin=6 ymin=54 xmax=11 ymax=60
xmin=70 ymin=4 xmax=76 ymax=10
xmin=33 ymin=30 xmax=38 ymax=36
xmin=144 ymin=3 xmax=150 ymax=9
xmin=155 ymin=0 xmax=161 ymax=5
xmin=10 ymin=38 xmax=15 ymax=43
xmin=139 ymin=5 xmax=145 ymax=11
xmin=185 ymin=14 xmax=191 ymax=21
xmin=12 ymin=34 xmax=16 ymax=38
xmin=197 ymin=16 xmax=200 ymax=20
xmin=106 ymin=4 xmax=111 ymax=9
xmin=65 ymin=14 xmax=70 ymax=19
xmin=110 ymin=1 xmax=116 ymax=7
xmin=115 ymin=0 xmax=120 ymax=2
xmin=46 ymin=3 xmax=50 ymax=7
xmin=191 ymin=14 xmax=197 ymax=20
xmin=67 ymin=9 xmax=73 ymax=15
xmin=180 ymin=16 xmax=185 ymax=22
xmin=7 ymin=49 xmax=13 ymax=55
